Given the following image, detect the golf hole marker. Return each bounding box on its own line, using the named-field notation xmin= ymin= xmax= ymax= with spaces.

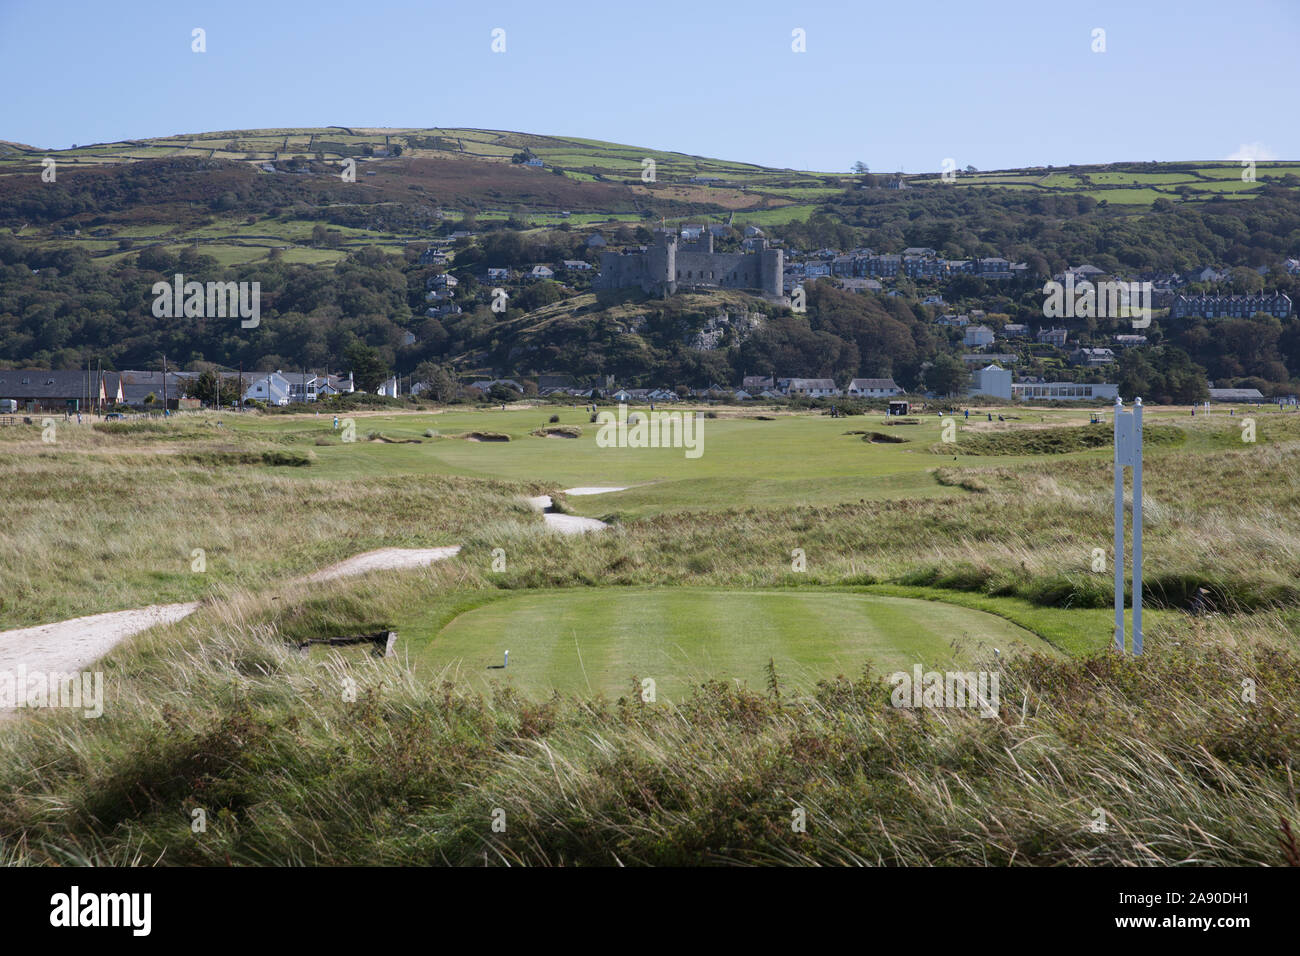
xmin=1113 ymin=397 xmax=1143 ymax=655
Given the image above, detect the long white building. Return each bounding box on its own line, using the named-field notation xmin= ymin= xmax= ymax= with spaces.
xmin=1012 ymin=381 xmax=1118 ymax=401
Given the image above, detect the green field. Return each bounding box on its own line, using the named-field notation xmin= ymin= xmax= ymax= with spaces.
xmin=228 ymin=403 xmax=1238 ymax=517
xmin=413 ymin=587 xmax=1050 ymax=698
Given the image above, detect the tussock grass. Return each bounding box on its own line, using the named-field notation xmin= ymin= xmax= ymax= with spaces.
xmin=935 ymin=423 xmax=1185 ymax=456
xmin=0 ymin=435 xmax=539 ymax=628
xmin=3 ymin=408 xmax=1299 ymax=865
xmin=0 ymin=595 xmax=1294 ymax=866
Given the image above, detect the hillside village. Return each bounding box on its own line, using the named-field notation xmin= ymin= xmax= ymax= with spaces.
xmin=3 ymin=215 xmax=1297 ymax=411
xmin=396 ymin=221 xmax=1298 ymax=405
xmin=5 ymin=134 xmax=1300 ymax=410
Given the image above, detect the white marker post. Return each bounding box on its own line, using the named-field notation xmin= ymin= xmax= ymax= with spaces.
xmin=504 ymin=650 xmax=509 ymax=668
xmin=1113 ymin=397 xmax=1144 ymax=654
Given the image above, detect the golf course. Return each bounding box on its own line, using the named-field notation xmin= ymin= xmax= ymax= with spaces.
xmin=1 ymin=397 xmax=1297 ymax=866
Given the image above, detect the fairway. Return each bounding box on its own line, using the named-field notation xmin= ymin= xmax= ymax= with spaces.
xmin=230 ymin=404 xmax=1124 ymax=517
xmin=419 ymin=587 xmax=1051 ymax=699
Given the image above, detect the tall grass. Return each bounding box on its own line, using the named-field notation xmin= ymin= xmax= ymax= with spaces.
xmin=0 ymin=595 xmax=1294 ymax=866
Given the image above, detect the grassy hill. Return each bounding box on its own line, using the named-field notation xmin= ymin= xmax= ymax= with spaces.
xmin=3 ymin=127 xmax=1297 ymax=270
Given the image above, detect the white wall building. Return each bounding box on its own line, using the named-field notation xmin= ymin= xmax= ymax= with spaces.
xmin=969 ymin=364 xmax=1012 ymax=400
xmin=1011 ymin=382 xmax=1118 ymax=401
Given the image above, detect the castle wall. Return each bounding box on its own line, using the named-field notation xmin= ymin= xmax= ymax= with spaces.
xmin=596 ymin=232 xmax=783 ymax=298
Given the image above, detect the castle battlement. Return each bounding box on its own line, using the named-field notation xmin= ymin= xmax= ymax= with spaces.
xmin=595 ymin=229 xmax=784 ymax=299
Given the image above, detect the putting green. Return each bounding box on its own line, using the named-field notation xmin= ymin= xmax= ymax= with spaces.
xmin=420 ymin=587 xmax=1051 ymax=699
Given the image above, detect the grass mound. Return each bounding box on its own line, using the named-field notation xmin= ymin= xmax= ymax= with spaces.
xmin=180 ymin=448 xmax=314 ymax=467
xmin=531 ymin=425 xmax=582 ymax=438
xmin=936 ymin=423 xmax=1185 ymax=456
xmin=368 ymin=433 xmax=423 ymax=444
xmin=91 ymin=421 xmax=210 ymax=440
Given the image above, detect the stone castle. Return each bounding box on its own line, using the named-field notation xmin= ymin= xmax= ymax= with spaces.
xmin=594 ymin=229 xmax=784 ymax=300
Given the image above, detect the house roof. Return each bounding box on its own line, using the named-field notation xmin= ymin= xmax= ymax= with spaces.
xmin=848 ymin=378 xmax=900 ymax=390
xmin=0 ymin=369 xmax=110 ymax=399
xmin=787 ymin=378 xmax=837 ymax=388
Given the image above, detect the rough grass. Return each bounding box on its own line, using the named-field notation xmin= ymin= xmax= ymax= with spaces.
xmin=935 ymin=423 xmax=1185 ymax=456
xmin=3 ymin=408 xmax=1300 ymax=865
xmin=0 ymin=591 xmax=1294 ymax=866
xmin=0 ymin=425 xmax=542 ymax=628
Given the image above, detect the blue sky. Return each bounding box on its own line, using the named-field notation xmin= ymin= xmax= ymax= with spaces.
xmin=2 ymin=0 xmax=1296 ymax=172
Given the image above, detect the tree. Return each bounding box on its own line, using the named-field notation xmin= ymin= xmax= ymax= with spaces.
xmin=413 ymin=361 xmax=459 ymax=403
xmin=851 ymin=161 xmax=870 ymax=175
xmin=345 ymin=342 xmax=388 ymax=392
xmin=925 ymin=354 xmax=969 ymax=397
xmin=185 ymin=370 xmax=241 ymax=406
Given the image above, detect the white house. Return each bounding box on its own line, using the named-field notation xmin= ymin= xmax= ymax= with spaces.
xmin=243 ymin=371 xmax=292 ymax=406
xmin=846 ymin=377 xmax=903 ymax=398
xmin=969 ymin=364 xmax=1012 ymax=400
xmin=528 ymin=265 xmax=554 ymax=280
xmin=963 ymin=325 xmax=995 ymax=348
xmin=785 ymin=378 xmax=840 ymax=398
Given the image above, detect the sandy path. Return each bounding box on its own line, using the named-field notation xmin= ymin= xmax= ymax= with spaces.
xmin=0 ymin=603 xmax=199 ymax=677
xmin=524 ymin=495 xmax=611 ymax=535
xmin=305 ymin=546 xmax=461 ymax=582
xmin=0 ymin=547 xmax=464 ymax=679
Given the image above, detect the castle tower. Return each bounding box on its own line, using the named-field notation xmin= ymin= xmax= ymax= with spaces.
xmin=760 ymin=244 xmax=783 ymax=298
xmin=646 ymin=230 xmax=677 ymax=297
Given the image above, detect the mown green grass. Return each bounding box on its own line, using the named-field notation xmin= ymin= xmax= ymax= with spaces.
xmin=227 ymin=406 xmax=990 ymax=493
xmin=410 ymin=586 xmax=1049 ymax=699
